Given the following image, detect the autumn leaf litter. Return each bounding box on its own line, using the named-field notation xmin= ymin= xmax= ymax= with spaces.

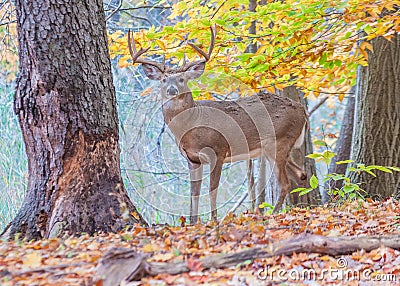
xmin=1 ymin=198 xmax=400 ymax=285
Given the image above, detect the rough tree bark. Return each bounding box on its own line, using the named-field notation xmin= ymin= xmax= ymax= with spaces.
xmin=350 ymin=34 xmax=400 ymax=199
xmin=3 ymin=0 xmax=146 ymax=239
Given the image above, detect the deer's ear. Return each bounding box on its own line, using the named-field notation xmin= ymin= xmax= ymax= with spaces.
xmin=186 ymin=62 xmax=205 ymax=79
xmin=142 ymin=64 xmax=163 ymax=80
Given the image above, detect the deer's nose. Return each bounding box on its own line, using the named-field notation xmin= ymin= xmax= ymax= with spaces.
xmin=167 ymin=86 xmax=179 ymax=96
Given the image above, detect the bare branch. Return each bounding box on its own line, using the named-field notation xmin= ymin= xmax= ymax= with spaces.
xmin=308 ymin=96 xmax=328 ymax=117
xmin=105 ymin=0 xmax=122 ymax=21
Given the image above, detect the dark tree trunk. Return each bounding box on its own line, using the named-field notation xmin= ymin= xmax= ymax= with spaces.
xmin=324 ymin=90 xmax=355 ymax=201
xmin=245 ymin=0 xmax=257 ymax=54
xmin=350 ymin=34 xmax=400 ymax=198
xmin=3 ymin=0 xmax=146 ymax=240
xmin=246 ymin=0 xmax=257 ymax=209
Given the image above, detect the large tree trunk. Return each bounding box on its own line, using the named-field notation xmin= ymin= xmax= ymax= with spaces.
xmin=350 ymin=34 xmax=400 ymax=198
xmin=3 ymin=0 xmax=146 ymax=240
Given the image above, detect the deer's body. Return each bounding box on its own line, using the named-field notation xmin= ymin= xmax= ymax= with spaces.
xmin=163 ymin=93 xmax=307 ymax=165
xmin=162 ymin=90 xmax=307 ymax=222
xmin=128 ymin=27 xmax=308 ymax=223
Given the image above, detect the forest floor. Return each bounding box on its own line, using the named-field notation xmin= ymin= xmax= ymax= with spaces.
xmin=1 ymin=199 xmax=400 ymax=285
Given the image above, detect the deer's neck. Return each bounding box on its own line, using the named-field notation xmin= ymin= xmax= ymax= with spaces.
xmin=162 ymin=92 xmax=196 ymax=125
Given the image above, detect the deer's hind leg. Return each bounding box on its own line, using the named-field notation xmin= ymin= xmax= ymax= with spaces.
xmin=209 ymin=158 xmax=224 ymax=221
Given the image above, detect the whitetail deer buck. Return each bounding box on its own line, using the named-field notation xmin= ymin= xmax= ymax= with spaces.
xmin=128 ymin=27 xmax=308 ymax=223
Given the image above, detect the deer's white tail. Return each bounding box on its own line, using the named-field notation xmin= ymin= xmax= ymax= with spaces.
xmin=294 ymin=121 xmax=307 ymax=149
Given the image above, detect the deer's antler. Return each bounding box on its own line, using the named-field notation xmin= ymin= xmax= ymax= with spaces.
xmin=180 ymin=25 xmax=216 ymax=71
xmin=128 ymin=30 xmax=165 ymax=72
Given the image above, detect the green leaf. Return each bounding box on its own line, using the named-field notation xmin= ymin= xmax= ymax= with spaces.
xmin=200 ymin=19 xmax=211 ymax=26
xmin=319 ymin=53 xmax=328 ymax=65
xmin=365 ymin=169 xmax=377 ymax=177
xmin=336 ymin=159 xmax=354 ymax=165
xmin=334 ymin=60 xmax=342 ymax=67
xmin=322 ymin=150 xmax=335 ymax=165
xmin=173 ymin=248 xmax=180 ymax=256
xmin=215 ymin=19 xmax=225 ymax=26
xmin=388 ymin=166 xmax=400 ymax=172
xmin=306 ymin=153 xmax=322 ymax=159
xmin=313 ymin=140 xmax=327 ymax=147
xmin=343 ymin=185 xmax=356 ymax=194
xmin=331 ymin=174 xmax=346 ymax=181
xmin=299 ymin=189 xmax=313 ymax=196
xmin=258 ymin=202 xmax=273 ymax=209
xmin=309 ymin=174 xmax=319 ymax=189
xmin=291 ymin=187 xmax=307 ymax=193
xmin=369 ymin=165 xmax=393 ymax=173
xmin=236 ymin=53 xmax=252 ymax=61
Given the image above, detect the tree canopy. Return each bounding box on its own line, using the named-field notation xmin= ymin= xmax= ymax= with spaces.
xmin=109 ymin=0 xmax=400 ymax=100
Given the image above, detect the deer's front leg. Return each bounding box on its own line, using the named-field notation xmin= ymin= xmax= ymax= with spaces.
xmin=189 ymin=162 xmax=203 ymax=224
xmin=209 ymin=159 xmax=223 ymax=221
xmin=272 ymin=159 xmax=291 ymax=214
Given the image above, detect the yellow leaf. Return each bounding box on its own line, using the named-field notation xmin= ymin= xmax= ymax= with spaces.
xmin=360 ymin=41 xmax=373 ymax=53
xmin=119 ymin=60 xmax=129 ymax=69
xmin=338 ymin=93 xmax=345 ymax=102
xmin=175 ymin=34 xmax=185 ymax=41
xmin=143 ymin=243 xmax=159 ymax=253
xmin=152 ymin=252 xmax=175 ymax=262
xmin=359 ymin=47 xmax=369 ymax=60
xmin=118 ymin=54 xmax=130 ymax=67
xmin=23 ymin=252 xmax=42 ymax=268
xmin=140 ymin=87 xmax=153 ymax=97
xmin=384 ymin=34 xmax=394 ymax=41
xmin=77 ymin=252 xmax=90 ymax=259
xmin=131 ymin=211 xmax=141 ymax=220
xmin=156 ymin=39 xmax=166 ymax=52
xmin=266 ymin=86 xmax=275 ymax=93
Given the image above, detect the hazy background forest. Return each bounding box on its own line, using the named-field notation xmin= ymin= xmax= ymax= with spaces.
xmin=0 ymin=0 xmax=347 ymax=229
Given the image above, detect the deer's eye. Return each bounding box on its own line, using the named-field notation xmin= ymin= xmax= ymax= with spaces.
xmin=178 ymin=78 xmax=185 ymax=83
xmin=161 ymin=78 xmax=167 ymax=83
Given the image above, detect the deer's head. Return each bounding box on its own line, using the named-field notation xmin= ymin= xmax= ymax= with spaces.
xmin=128 ymin=27 xmax=215 ymax=101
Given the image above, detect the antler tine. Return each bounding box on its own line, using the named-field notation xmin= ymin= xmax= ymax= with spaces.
xmin=180 ymin=25 xmax=217 ymax=71
xmin=187 ymin=43 xmax=210 ymax=61
xmin=183 ymin=53 xmax=188 ymax=66
xmin=127 ymin=29 xmax=165 ymax=71
xmin=188 ymin=25 xmax=216 ymax=62
xmin=208 ymin=25 xmax=216 ymax=57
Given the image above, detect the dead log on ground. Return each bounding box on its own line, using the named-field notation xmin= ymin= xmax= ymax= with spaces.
xmin=94 ymin=233 xmax=400 ymax=285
